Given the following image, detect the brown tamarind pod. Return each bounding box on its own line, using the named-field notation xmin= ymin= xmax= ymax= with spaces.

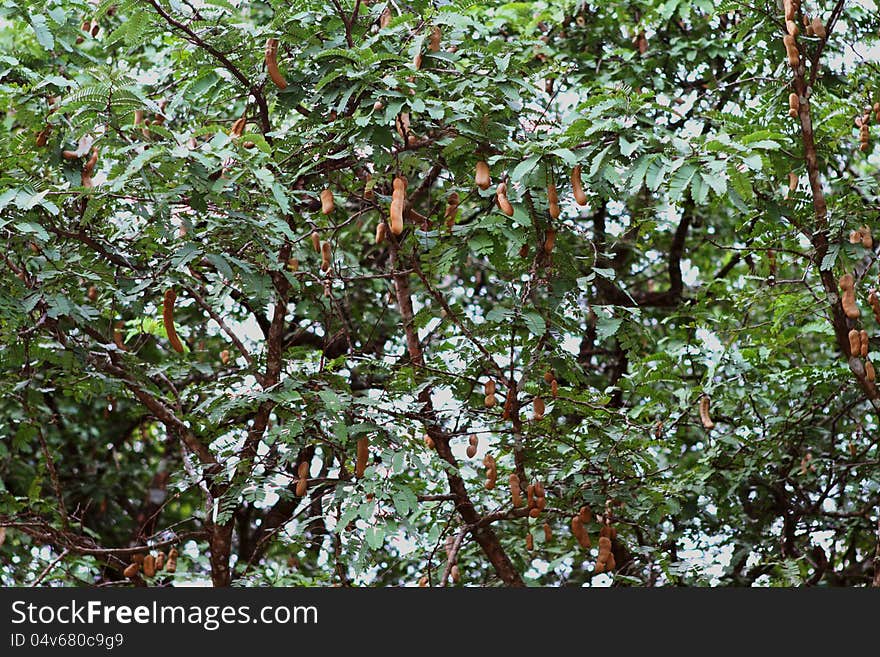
xmin=788 ymin=93 xmax=799 ymax=118
xmin=35 ymin=127 xmax=50 ymax=147
xmin=466 ymin=444 xmax=477 ymax=458
xmin=783 ymin=34 xmax=799 ymax=68
xmin=783 ymin=0 xmax=796 ymax=22
xmin=113 ymin=322 xmax=127 ymax=351
xmin=165 ymin=556 xmax=177 ymax=573
xmin=163 ymin=288 xmax=185 ymax=354
xmin=811 ymin=17 xmax=826 ymax=39
xmin=123 ymin=562 xmax=140 ymax=578
xmin=380 ymin=6 xmax=391 ymax=28
xmin=550 ymin=379 xmax=558 ymax=398
xmin=544 ymin=228 xmax=556 ymax=254
xmin=578 ymin=506 xmax=592 ymax=523
xmin=418 ymin=576 xmax=428 ymax=587
xmin=374 ymin=221 xmax=387 ymax=245
xmin=496 ymin=182 xmax=514 ymax=216
xmin=543 ymin=369 xmax=554 ymax=383
xmin=320 ymin=241 xmax=332 ymax=272
xmin=229 ymin=117 xmax=246 ymax=138
xmin=850 ymin=230 xmax=864 ymax=244
xmin=155 ymin=552 xmax=165 ymax=571
xmin=132 ymin=553 xmax=145 ymax=565
xmin=533 ymin=481 xmax=545 ymax=498
xmin=849 ymin=329 xmax=861 ymax=356
xmin=484 ymin=393 xmax=496 ymax=408
xmin=860 ymin=330 xmax=870 ymax=357
xmin=867 ymin=359 xmax=876 ymax=382
xmin=424 ymin=434 xmax=435 ymax=450
xmin=429 ymin=26 xmax=441 ymax=52
xmin=606 ymin=553 xmax=616 ymax=571
xmin=526 ymin=532 xmax=533 ymax=551
xmin=699 ymin=395 xmax=714 ymax=430
xmin=571 ymin=164 xmax=587 ymax=205
xmin=840 ymin=274 xmax=860 ymax=319
xmin=861 ymin=226 xmax=873 ymax=249
xmin=264 ymin=38 xmax=288 ymax=89
xmin=526 ymin=484 xmax=535 ymax=509
xmin=390 ymin=197 xmax=404 ymax=235
xmin=785 ymin=20 xmax=798 ymax=36
xmin=287 ymin=258 xmax=299 ymax=272
xmin=528 ymin=507 xmax=541 ymax=519
xmin=475 ymin=161 xmax=490 ymax=190
xmin=543 ymin=522 xmax=552 ymax=542
xmin=787 ymin=172 xmax=798 ymax=196
xmin=509 ymin=473 xmax=523 ymax=507
xmin=355 ymin=436 xmax=369 ymax=478
xmin=311 ymin=230 xmax=321 ymax=253
xmin=445 ymin=192 xmax=460 ymax=229
xmin=62 ymin=149 xmax=79 ymax=160
xmin=142 ymin=554 xmax=156 ymax=577
xmin=869 ymin=291 xmax=880 ymax=323
xmin=320 ymin=188 xmax=334 ymax=214
xmin=533 ymin=396 xmax=545 ymax=421
xmin=220 ymin=349 xmax=230 ymax=365
xmin=450 ymin=564 xmax=461 ymax=583
xmin=296 ymin=461 xmax=309 ymax=496
xmin=485 ymin=379 xmax=496 ymax=396
xmin=87 ymin=285 xmax=98 ymax=301
xmin=169 ymin=548 xmax=178 ymax=560
xmin=598 ymin=535 xmax=612 ymax=553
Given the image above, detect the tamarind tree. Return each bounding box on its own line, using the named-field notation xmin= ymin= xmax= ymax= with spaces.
xmin=2 ymin=0 xmax=880 ymax=587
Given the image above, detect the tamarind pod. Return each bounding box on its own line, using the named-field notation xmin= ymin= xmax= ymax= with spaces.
xmin=475 ymin=161 xmax=490 ymax=190
xmin=842 ymin=289 xmax=860 ymax=319
xmin=163 ymin=288 xmax=185 ymax=354
xmin=571 ymin=164 xmax=588 ymax=205
xmin=543 ymin=522 xmax=552 ymax=542
xmin=811 ymin=17 xmax=826 ymax=39
xmin=466 ymin=444 xmax=477 ymax=458
xmin=861 ymin=226 xmax=873 ymax=249
xmin=413 ymin=51 xmax=423 ymax=70
xmin=142 ymin=554 xmax=156 ymax=578
xmin=469 ymin=434 xmax=479 ymax=446
xmin=155 ymin=552 xmax=165 ymax=571
xmin=543 ymin=369 xmax=554 ymax=383
xmin=598 ymin=536 xmax=612 ymax=554
xmin=536 ymin=496 xmax=546 ymax=512
xmin=550 ymin=379 xmax=558 ymax=398
xmin=861 ymin=141 xmax=870 ymax=153
xmin=606 ymin=553 xmax=616 ymax=572
xmin=840 ymin=274 xmax=854 ymax=291
xmin=288 ymin=258 xmax=299 ymax=272
xmin=860 ymin=330 xmax=870 ymax=357
xmin=509 ymin=473 xmax=523 ymax=507
xmin=484 ymin=393 xmax=496 ymax=408
xmin=220 ymin=349 xmax=230 ymax=365
xmin=451 ymin=564 xmax=461 ymax=583
xmin=544 ymin=228 xmax=556 ymax=254
xmin=320 ymin=241 xmax=332 ymax=272
xmin=264 ymin=38 xmax=288 ymax=89
xmin=594 ymin=560 xmax=606 ymax=574
xmin=62 ymin=149 xmax=79 ymax=160
xmin=390 ymin=198 xmax=404 ymax=235
xmin=355 ymin=436 xmax=369 ymax=478
xmin=526 ymin=484 xmax=535 ymax=509
xmin=867 ymin=359 xmax=876 ymax=382
xmin=533 ymin=396 xmax=545 ymax=421
xmin=35 ymin=127 xmax=50 ymax=147
xmin=87 ymin=285 xmax=98 ymax=301
xmin=485 ymin=473 xmax=496 ymax=490
xmin=229 ymin=117 xmax=246 ymax=138
xmin=699 ymin=395 xmax=714 ymax=430
xmin=529 ymin=507 xmax=541 ymax=518
xmin=424 ymin=434 xmax=435 ymax=449
xmin=320 ymin=188 xmax=335 ymax=215
xmin=496 ymin=182 xmax=514 ymax=216
xmin=850 ymin=230 xmax=863 ymax=244
xmin=134 ymin=109 xmax=144 ymax=127
xmin=83 ymin=147 xmax=98 ymax=175
xmin=849 ymin=329 xmax=861 ymax=357
xmin=165 ymin=557 xmax=177 ymax=573
xmin=375 ymin=221 xmax=387 ymax=245
xmin=874 ymin=103 xmax=880 ymax=114
xmin=418 ymin=576 xmax=428 ymax=587
xmin=295 ymin=477 xmax=308 ymax=497
xmin=525 ymin=532 xmax=533 ymax=551
xmin=168 ymin=548 xmax=178 ymax=560
xmin=783 ymin=35 xmax=799 ymax=68
xmin=788 ymin=172 xmax=798 ymax=193
xmin=869 ymin=291 xmax=880 ymax=323
xmin=786 ymin=20 xmax=798 ymax=36
xmin=310 ymin=231 xmax=321 ymax=253
xmin=534 ymin=481 xmax=545 ymax=498
xmin=81 ymin=172 xmax=94 ymax=188
xmin=123 ymin=563 xmax=140 ymax=578
xmin=132 ymin=553 xmax=145 ymax=565
xmin=445 ymin=192 xmax=460 ymax=228
xmin=548 ymin=201 xmax=561 ymax=220
xmin=599 ymin=525 xmax=611 ymax=539
xmin=783 ymin=0 xmax=795 ymax=21
xmin=788 ymin=92 xmax=799 ymax=118
xmin=518 ymin=243 xmax=529 ymax=258
xmin=429 ymin=26 xmax=441 ymax=52
xmin=547 ymin=183 xmax=559 ymax=206
xmin=113 ymin=322 xmax=127 ymax=351
xmin=579 ymin=506 xmax=592 ymax=523
xmin=379 ymin=6 xmax=391 ymax=28
xmin=485 ymin=379 xmax=496 ymax=395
